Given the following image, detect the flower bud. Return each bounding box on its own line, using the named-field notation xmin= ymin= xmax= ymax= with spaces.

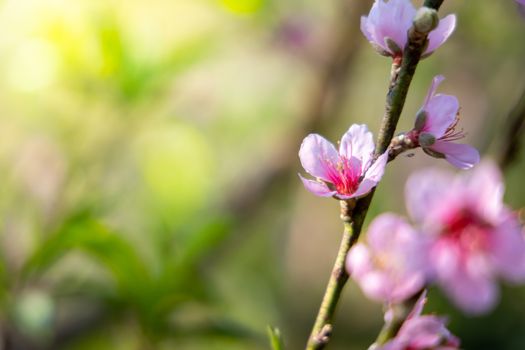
xmin=413 ymin=7 xmax=439 ymax=34
xmin=418 ymin=132 xmax=436 ymax=147
xmin=414 ymin=109 xmax=427 ymax=131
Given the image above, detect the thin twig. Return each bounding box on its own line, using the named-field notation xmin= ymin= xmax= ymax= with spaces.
xmin=306 ymin=1 xmax=445 ymax=348
xmin=498 ymin=88 xmax=525 ymax=169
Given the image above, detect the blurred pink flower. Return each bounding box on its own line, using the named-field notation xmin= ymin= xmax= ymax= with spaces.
xmin=361 ymin=0 xmax=456 ymax=59
xmin=299 ymin=124 xmax=388 ymax=199
xmin=405 ymin=161 xmax=525 ymax=314
xmin=346 ymin=214 xmax=428 ymax=303
xmin=377 ymin=293 xmax=460 ymax=350
xmin=410 ymin=75 xmax=479 ymax=169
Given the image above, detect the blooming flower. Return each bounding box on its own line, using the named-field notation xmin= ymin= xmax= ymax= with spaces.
xmin=376 ymin=293 xmax=460 ymax=350
xmin=405 ymin=161 xmax=525 ymax=314
xmin=346 ymin=214 xmax=428 ymax=303
xmin=298 ymin=124 xmax=388 ymax=199
xmin=409 ymin=75 xmax=479 ymax=169
xmin=361 ymin=0 xmax=456 ymax=59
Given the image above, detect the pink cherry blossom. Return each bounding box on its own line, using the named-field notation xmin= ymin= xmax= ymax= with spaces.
xmin=361 ymin=0 xmax=456 ymax=59
xmin=409 ymin=75 xmax=480 ymax=169
xmin=405 ymin=161 xmax=525 ymax=314
xmin=346 ymin=214 xmax=428 ymax=303
xmin=517 ymin=0 xmax=525 ymax=15
xmin=298 ymin=124 xmax=388 ymax=199
xmin=377 ymin=293 xmax=460 ymax=350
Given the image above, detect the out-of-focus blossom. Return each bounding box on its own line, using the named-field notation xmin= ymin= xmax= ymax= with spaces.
xmin=405 ymin=161 xmax=525 ymax=314
xmin=361 ymin=0 xmax=456 ymax=59
xmin=346 ymin=214 xmax=428 ymax=303
xmin=409 ymin=75 xmax=479 ymax=169
xmin=376 ymin=293 xmax=460 ymax=350
xmin=299 ymin=124 xmax=388 ymax=200
xmin=517 ymin=0 xmax=525 ymax=16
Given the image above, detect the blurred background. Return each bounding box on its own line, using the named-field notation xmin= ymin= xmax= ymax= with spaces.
xmin=0 ymin=0 xmax=524 ymax=349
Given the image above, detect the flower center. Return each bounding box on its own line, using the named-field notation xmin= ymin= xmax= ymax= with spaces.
xmin=441 ymin=208 xmax=491 ymax=254
xmin=324 ymin=156 xmax=361 ymax=195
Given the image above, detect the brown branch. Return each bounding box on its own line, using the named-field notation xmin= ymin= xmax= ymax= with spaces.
xmin=498 ymin=88 xmax=525 ymax=169
xmin=306 ymin=1 xmax=445 ymax=349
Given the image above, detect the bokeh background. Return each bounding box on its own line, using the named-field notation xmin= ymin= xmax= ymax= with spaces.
xmin=0 ymin=0 xmax=524 ymax=349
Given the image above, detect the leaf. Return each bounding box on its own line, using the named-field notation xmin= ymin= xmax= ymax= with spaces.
xmin=22 ymin=211 xmax=152 ymax=305
xmin=267 ymin=325 xmax=284 ymax=350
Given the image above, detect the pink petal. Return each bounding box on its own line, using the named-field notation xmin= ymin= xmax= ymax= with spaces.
xmin=350 ymin=179 xmax=377 ymax=199
xmin=405 ymin=168 xmax=454 ymax=225
xmin=363 ymin=151 xmax=388 ymax=183
xmin=390 ymin=272 xmax=427 ymax=303
xmin=423 ymin=94 xmax=459 ymax=138
xmin=360 ymin=16 xmax=375 ymax=43
xmin=358 ymin=270 xmax=393 ymax=301
xmin=425 ymin=14 xmax=456 ymax=54
xmin=423 ymin=75 xmax=445 ymax=106
xmin=298 ymin=174 xmax=336 ymax=197
xmin=346 ymin=244 xmax=372 ymax=278
xmin=339 ymin=124 xmax=375 ymax=168
xmin=430 ymin=141 xmax=480 ymax=169
xmin=357 ymin=214 xmax=428 ymax=303
xmin=399 ymin=316 xmax=447 ymax=348
xmin=299 ymin=134 xmax=339 ymax=181
xmin=440 ymin=269 xmax=499 ymax=315
xmin=408 ymin=290 xmax=428 ymax=319
xmin=362 ymin=0 xmax=415 ymax=54
xmin=490 ymin=219 xmax=525 ymax=283
xmin=367 ymin=213 xmax=411 ymax=251
xmin=351 ymin=152 xmax=388 ymax=198
xmin=463 ymin=160 xmax=505 ymax=222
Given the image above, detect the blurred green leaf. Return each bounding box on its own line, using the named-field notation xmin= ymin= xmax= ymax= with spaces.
xmin=22 ymin=211 xmax=152 ymax=305
xmin=267 ymin=325 xmax=284 ymax=350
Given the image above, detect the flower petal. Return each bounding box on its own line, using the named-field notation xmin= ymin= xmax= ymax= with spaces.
xmin=350 ymin=179 xmax=377 ymax=199
xmin=423 ymin=94 xmax=459 ymax=138
xmin=299 ymin=133 xmax=339 ymax=181
xmin=430 ymin=141 xmax=480 ymax=169
xmin=346 ymin=244 xmax=372 ymax=278
xmin=360 ymin=16 xmax=375 ymax=44
xmin=490 ymin=219 xmax=525 ymax=283
xmin=405 ymin=167 xmax=454 ymax=225
xmin=363 ymin=151 xmax=388 ymax=183
xmin=367 ymin=0 xmax=415 ymax=54
xmin=440 ymin=270 xmax=499 ymax=315
xmin=423 ymin=75 xmax=445 ymax=106
xmin=463 ymin=160 xmax=505 ymax=222
xmin=351 ymin=151 xmax=388 ymax=199
xmin=298 ymin=174 xmax=336 ymax=197
xmin=339 ymin=124 xmax=375 ymax=167
xmin=425 ymin=14 xmax=456 ymax=54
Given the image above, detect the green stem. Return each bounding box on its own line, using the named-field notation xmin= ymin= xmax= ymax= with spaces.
xmin=374 ymin=290 xmax=424 ymax=346
xmin=306 ymin=197 xmax=373 ymax=350
xmin=305 ymin=1 xmax=446 ymax=349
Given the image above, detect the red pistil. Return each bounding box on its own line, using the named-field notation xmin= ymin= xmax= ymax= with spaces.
xmin=323 ymin=156 xmax=361 ymax=196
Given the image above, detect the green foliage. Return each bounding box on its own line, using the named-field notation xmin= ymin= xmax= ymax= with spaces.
xmin=267 ymin=325 xmax=285 ymax=350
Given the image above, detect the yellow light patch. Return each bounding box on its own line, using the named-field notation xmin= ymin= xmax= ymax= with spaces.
xmin=219 ymin=0 xmax=263 ymax=15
